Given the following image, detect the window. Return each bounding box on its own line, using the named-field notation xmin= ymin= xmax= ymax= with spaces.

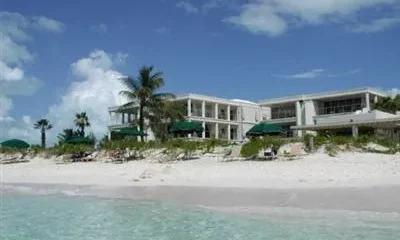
xmin=318 ymin=97 xmax=363 ymax=115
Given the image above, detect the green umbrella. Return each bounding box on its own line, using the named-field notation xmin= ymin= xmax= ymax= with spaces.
xmin=112 ymin=127 xmax=146 ymax=136
xmin=169 ymin=121 xmax=204 ymax=133
xmin=1 ymin=139 xmax=30 ymax=149
xmin=246 ymin=123 xmax=283 ymax=136
xmin=65 ymin=136 xmax=94 ymax=145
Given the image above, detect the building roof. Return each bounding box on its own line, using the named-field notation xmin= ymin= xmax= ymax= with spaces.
xmin=259 ymin=87 xmax=389 ymax=106
xmin=175 ymin=93 xmax=258 ymax=106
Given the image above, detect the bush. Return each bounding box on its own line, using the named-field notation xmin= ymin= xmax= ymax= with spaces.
xmin=48 ymin=144 xmax=94 ymax=156
xmin=240 ymin=136 xmax=285 ymax=158
xmin=0 ymin=147 xmax=24 ymax=154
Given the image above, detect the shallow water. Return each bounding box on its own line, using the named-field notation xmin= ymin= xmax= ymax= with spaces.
xmin=1 ymin=193 xmax=400 ymax=240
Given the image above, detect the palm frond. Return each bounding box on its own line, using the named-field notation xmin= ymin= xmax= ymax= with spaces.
xmin=119 ymin=76 xmax=140 ymax=91
xmin=119 ymin=90 xmax=138 ymax=101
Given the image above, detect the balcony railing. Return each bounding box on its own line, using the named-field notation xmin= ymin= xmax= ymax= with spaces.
xmin=271 ymin=109 xmax=296 ymax=119
xmin=318 ymin=104 xmax=363 ymax=116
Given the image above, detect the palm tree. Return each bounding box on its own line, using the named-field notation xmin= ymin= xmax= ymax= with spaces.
xmin=57 ymin=128 xmax=76 ymax=145
xmin=119 ymin=65 xmax=174 ymax=141
xmin=148 ymin=101 xmax=186 ymax=141
xmin=74 ymin=112 xmax=90 ymax=137
xmin=34 ymin=119 xmax=52 ymax=148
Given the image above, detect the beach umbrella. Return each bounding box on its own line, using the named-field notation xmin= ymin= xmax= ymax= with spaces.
xmin=1 ymin=139 xmax=30 ymax=149
xmin=246 ymin=123 xmax=283 ymax=137
xmin=111 ymin=127 xmax=146 ymax=136
xmin=65 ymin=136 xmax=94 ymax=145
xmin=169 ymin=121 xmax=204 ymax=133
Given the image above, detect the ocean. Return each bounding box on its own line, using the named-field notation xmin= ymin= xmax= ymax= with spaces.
xmin=2 ymin=192 xmax=400 ymax=240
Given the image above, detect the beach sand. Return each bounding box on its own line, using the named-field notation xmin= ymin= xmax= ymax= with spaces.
xmin=2 ymin=152 xmax=400 ymax=213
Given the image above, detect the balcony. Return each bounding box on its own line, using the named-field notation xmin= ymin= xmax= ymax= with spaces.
xmin=318 ymin=104 xmax=363 ymax=116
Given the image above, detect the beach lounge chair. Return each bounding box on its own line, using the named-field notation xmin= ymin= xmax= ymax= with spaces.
xmin=263 ymin=147 xmax=277 ymax=160
xmin=81 ymin=151 xmax=98 ymax=162
xmin=222 ymin=145 xmax=244 ymax=162
xmin=0 ymin=154 xmax=29 ymax=164
xmin=110 ymin=150 xmax=126 ymax=164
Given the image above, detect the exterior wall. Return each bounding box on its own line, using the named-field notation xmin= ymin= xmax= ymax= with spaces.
xmin=314 ymin=110 xmax=396 ymax=125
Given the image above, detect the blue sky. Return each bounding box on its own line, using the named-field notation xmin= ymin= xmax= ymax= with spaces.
xmin=1 ymin=0 xmax=400 ymax=144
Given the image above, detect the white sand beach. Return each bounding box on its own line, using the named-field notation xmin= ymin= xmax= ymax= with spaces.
xmin=3 ymin=152 xmax=400 ymax=213
xmin=2 ymin=152 xmax=400 ymax=189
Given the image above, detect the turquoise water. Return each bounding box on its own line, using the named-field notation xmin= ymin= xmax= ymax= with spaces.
xmin=1 ymin=193 xmax=400 ymax=240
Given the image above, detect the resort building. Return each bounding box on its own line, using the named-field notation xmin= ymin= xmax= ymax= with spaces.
xmin=259 ymin=87 xmax=400 ymax=138
xmin=108 ymin=87 xmax=400 ymax=141
xmin=108 ymin=93 xmax=268 ymax=142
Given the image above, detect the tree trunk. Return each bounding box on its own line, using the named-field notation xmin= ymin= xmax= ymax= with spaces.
xmin=139 ymin=102 xmax=144 ymax=142
xmin=41 ymin=128 xmax=46 ymax=148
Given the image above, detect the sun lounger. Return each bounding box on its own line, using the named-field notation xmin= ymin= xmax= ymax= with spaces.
xmin=0 ymin=157 xmax=29 ymax=164
xmin=222 ymin=145 xmax=245 ymax=162
xmin=81 ymin=151 xmax=98 ymax=162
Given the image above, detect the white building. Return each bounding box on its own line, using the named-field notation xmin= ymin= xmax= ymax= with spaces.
xmin=108 ymin=87 xmax=400 ymax=140
xmin=259 ymin=87 xmax=400 ymax=138
xmin=108 ymin=93 xmax=268 ymax=142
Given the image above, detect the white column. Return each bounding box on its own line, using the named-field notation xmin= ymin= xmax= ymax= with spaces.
xmin=215 ymin=103 xmax=219 ymax=119
xmin=108 ymin=129 xmax=111 ymax=140
xmin=352 ymin=125 xmax=359 ymax=138
xmin=295 ymin=101 xmax=303 ymax=137
xmin=227 ymin=124 xmax=231 ymax=140
xmin=227 ymin=105 xmax=231 ymax=121
xmin=187 ymin=99 xmax=192 ymax=117
xmin=374 ymin=95 xmax=378 ymax=104
xmin=215 ymin=123 xmax=219 ymax=139
xmin=202 ymin=122 xmax=206 ymax=139
xmin=202 ymin=101 xmax=206 ymax=118
xmin=365 ymin=93 xmax=370 ymax=110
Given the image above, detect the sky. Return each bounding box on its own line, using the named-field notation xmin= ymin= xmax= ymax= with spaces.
xmin=0 ymin=0 xmax=399 ymax=145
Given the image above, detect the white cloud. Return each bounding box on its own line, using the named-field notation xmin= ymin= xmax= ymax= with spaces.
xmin=0 ymin=95 xmax=13 ymax=120
xmin=90 ymin=24 xmax=108 ymax=33
xmin=42 ymin=50 xmax=129 ymax=145
xmin=224 ymin=0 xmax=400 ymax=36
xmin=0 ymin=34 xmax=34 ymax=65
xmin=389 ymin=88 xmax=400 ymax=97
xmin=22 ymin=115 xmax=32 ymax=125
xmin=154 ymin=27 xmax=170 ymax=34
xmin=177 ymin=1 xmax=199 ymax=14
xmin=287 ymin=69 xmax=325 ymax=79
xmin=349 ymin=17 xmax=400 ymax=33
xmin=0 ymin=61 xmax=24 ymax=81
xmin=223 ymin=3 xmax=287 ymax=36
xmin=32 ymin=16 xmax=64 ymax=33
xmin=1 ymin=50 xmax=129 ymax=144
xmin=275 ymin=68 xmax=361 ymax=79
xmin=0 ymin=11 xmax=64 ymax=138
xmin=202 ymin=0 xmax=226 ymax=12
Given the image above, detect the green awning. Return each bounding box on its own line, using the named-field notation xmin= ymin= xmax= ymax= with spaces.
xmin=1 ymin=139 xmax=30 ymax=149
xmin=112 ymin=127 xmax=146 ymax=136
xmin=246 ymin=123 xmax=283 ymax=136
xmin=65 ymin=136 xmax=94 ymax=145
xmin=169 ymin=121 xmax=204 ymax=133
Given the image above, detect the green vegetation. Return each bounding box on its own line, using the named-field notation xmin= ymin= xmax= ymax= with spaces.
xmin=48 ymin=144 xmax=94 ymax=156
xmin=240 ymin=136 xmax=285 ymax=158
xmin=33 ymin=119 xmax=53 ymax=148
xmin=374 ymin=94 xmax=400 ymax=114
xmin=118 ymin=65 xmax=177 ymax=142
xmin=303 ymin=133 xmax=400 ymax=155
